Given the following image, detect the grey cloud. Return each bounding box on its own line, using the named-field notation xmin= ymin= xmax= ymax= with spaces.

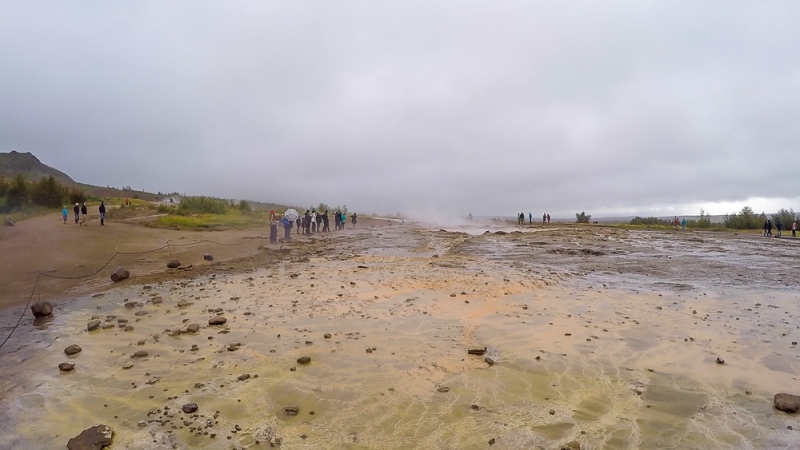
xmin=1 ymin=1 xmax=798 ymax=217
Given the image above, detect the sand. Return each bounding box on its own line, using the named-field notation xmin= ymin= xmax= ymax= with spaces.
xmin=1 ymin=219 xmax=799 ymax=449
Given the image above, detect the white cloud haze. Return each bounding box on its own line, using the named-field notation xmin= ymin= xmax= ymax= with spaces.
xmin=1 ymin=1 xmax=798 ymax=217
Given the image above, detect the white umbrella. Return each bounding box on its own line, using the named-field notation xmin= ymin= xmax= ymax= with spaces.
xmin=284 ymin=209 xmax=299 ymax=221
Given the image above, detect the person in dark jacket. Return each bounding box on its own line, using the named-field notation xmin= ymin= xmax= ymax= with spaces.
xmin=322 ymin=210 xmax=330 ymax=232
xmin=352 ymin=213 xmax=358 ymax=229
xmin=73 ymin=203 xmax=80 ymax=224
xmin=80 ymin=203 xmax=88 ymax=226
xmin=776 ymin=219 xmax=782 ymax=237
xmin=98 ymin=201 xmax=106 ymax=226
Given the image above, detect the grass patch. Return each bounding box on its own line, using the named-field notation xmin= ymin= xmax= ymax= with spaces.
xmin=153 ymin=211 xmax=266 ymax=230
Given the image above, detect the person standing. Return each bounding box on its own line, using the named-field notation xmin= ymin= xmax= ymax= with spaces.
xmin=792 ymin=220 xmax=797 ymax=238
xmin=316 ymin=212 xmax=323 ymax=232
xmin=543 ymin=213 xmax=546 ymax=224
xmin=763 ymin=219 xmax=769 ymax=236
xmin=681 ymin=217 xmax=687 ymax=231
xmin=546 ymin=213 xmax=550 ymax=224
xmin=352 ymin=212 xmax=357 ymax=229
xmin=335 ymin=210 xmax=341 ymax=230
xmin=322 ymin=210 xmax=330 ymax=232
xmin=62 ymin=206 xmax=68 ymax=224
xmin=80 ymin=203 xmax=88 ymax=226
xmin=767 ymin=219 xmax=773 ymax=237
xmin=99 ymin=201 xmax=106 ymax=226
xmin=776 ymin=219 xmax=782 ymax=237
xmin=296 ymin=217 xmax=302 ymax=234
xmin=528 ymin=213 xmax=532 ymax=224
xmin=304 ymin=210 xmax=312 ymax=235
xmin=269 ymin=210 xmax=279 ymax=243
xmin=341 ymin=212 xmax=347 ymax=230
xmin=73 ymin=203 xmax=80 ymax=224
xmin=283 ymin=215 xmax=292 ymax=241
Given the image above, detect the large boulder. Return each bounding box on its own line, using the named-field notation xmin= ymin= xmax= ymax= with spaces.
xmin=774 ymin=393 xmax=800 ymax=413
xmin=110 ymin=267 xmax=129 ymax=282
xmin=67 ymin=424 xmax=114 ymax=450
xmin=166 ymin=259 xmax=181 ymax=269
xmin=31 ymin=301 xmax=53 ymax=318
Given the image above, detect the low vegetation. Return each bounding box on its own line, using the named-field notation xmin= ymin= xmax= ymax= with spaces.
xmin=0 ymin=174 xmax=87 ymax=214
xmin=575 ymin=211 xmax=591 ymax=223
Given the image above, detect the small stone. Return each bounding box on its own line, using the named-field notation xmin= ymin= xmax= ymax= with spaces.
xmin=110 ymin=267 xmax=130 ymax=282
xmin=203 ymin=253 xmax=214 ymax=261
xmin=132 ymin=350 xmax=149 ymax=358
xmin=123 ymin=362 xmax=133 ymax=369
xmin=65 ymin=344 xmax=82 ymax=355
xmin=716 ymin=357 xmax=725 ymax=365
xmin=437 ymin=386 xmax=450 ymax=393
xmin=177 ymin=300 xmax=193 ymax=308
xmin=467 ymin=347 xmax=487 ymax=355
xmin=283 ymin=405 xmax=299 ymax=415
xmin=324 ymin=333 xmax=331 ymax=339
xmin=485 ymin=357 xmax=496 ymax=366
xmin=182 ymin=403 xmax=198 ymax=414
xmin=87 ymin=320 xmax=101 ymax=331
xmin=208 ymin=317 xmax=227 ymax=326
xmin=560 ymin=441 xmax=581 ymax=450
xmin=59 ymin=362 xmax=75 ymax=371
xmin=166 ymin=260 xmax=181 ymax=269
xmin=489 ymin=438 xmax=496 ymax=445
xmin=237 ymin=374 xmax=251 ymax=381
xmin=297 ymin=356 xmax=311 ymax=365
xmin=775 ymin=393 xmax=800 ymax=413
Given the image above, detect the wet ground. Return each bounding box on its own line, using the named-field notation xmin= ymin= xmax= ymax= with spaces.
xmin=1 ymin=223 xmax=799 ymax=449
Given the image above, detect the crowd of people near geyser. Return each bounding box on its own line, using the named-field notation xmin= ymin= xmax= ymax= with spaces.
xmin=517 ymin=212 xmax=550 ymax=225
xmin=268 ymin=208 xmax=357 ymax=244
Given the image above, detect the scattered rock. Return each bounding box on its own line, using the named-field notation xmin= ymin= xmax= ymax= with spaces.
xmin=31 ymin=301 xmax=53 ymax=318
xmin=110 ymin=267 xmax=129 ymax=282
xmin=437 ymin=386 xmax=450 ymax=393
xmin=131 ymin=350 xmax=149 ymax=358
xmin=227 ymin=343 xmax=241 ymax=351
xmin=177 ymin=300 xmax=193 ymax=308
xmin=208 ymin=317 xmax=227 ymax=326
xmin=237 ymin=374 xmax=251 ymax=381
xmin=87 ymin=320 xmax=101 ymax=331
xmin=203 ymin=253 xmax=214 ymax=261
xmin=186 ymin=323 xmax=200 ymax=333
xmin=283 ymin=405 xmax=299 ymax=416
xmin=561 ymin=441 xmax=581 ymax=450
xmin=324 ymin=333 xmax=331 ymax=339
xmin=774 ymin=393 xmax=800 ymax=413
xmin=65 ymin=344 xmax=82 ymax=356
xmin=716 ymin=357 xmax=725 ymax=365
xmin=59 ymin=362 xmax=75 ymax=372
xmin=182 ymin=403 xmax=198 ymax=414
xmin=468 ymin=347 xmax=487 ymax=356
xmin=67 ymin=424 xmax=114 ymax=450
xmin=485 ymin=357 xmax=496 ymax=366
xmin=489 ymin=438 xmax=496 ymax=445
xmin=122 ymin=362 xmax=133 ymax=369
xmin=297 ymin=356 xmax=311 ymax=365
xmin=166 ymin=260 xmax=181 ymax=269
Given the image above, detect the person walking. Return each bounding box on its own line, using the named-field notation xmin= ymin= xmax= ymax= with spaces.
xmin=766 ymin=219 xmax=773 ymax=237
xmin=73 ymin=203 xmax=80 ymax=224
xmin=296 ymin=217 xmax=302 ymax=234
xmin=334 ymin=211 xmax=340 ymax=230
xmin=546 ymin=213 xmax=550 ymax=224
xmin=303 ymin=210 xmax=312 ymax=235
xmin=80 ymin=203 xmax=88 ymax=225
xmin=543 ymin=213 xmax=546 ymax=224
xmin=352 ymin=212 xmax=357 ymax=229
xmin=673 ymin=217 xmax=679 ymax=231
xmin=528 ymin=213 xmax=532 ymax=224
xmin=98 ymin=201 xmax=106 ymax=226
xmin=763 ymin=219 xmax=769 ymax=236
xmin=269 ymin=210 xmax=279 ymax=243
xmin=792 ymin=220 xmax=797 ymax=237
xmin=341 ymin=212 xmax=347 ymax=230
xmin=62 ymin=206 xmax=68 ymax=224
xmin=681 ymin=217 xmax=687 ymax=231
xmin=776 ymin=219 xmax=782 ymax=237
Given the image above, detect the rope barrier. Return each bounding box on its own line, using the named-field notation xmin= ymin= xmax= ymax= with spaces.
xmin=0 ymin=233 xmax=269 ymax=351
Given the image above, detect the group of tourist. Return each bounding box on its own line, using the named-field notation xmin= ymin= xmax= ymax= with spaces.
xmin=62 ymin=202 xmax=106 ymax=226
xmin=517 ymin=213 xmax=550 ymax=225
xmin=763 ymin=218 xmax=797 ymax=238
xmin=269 ymin=208 xmax=357 ymax=243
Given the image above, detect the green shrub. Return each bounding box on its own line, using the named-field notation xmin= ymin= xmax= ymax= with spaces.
xmin=723 ymin=206 xmax=763 ymax=229
xmin=575 ymin=211 xmax=591 ymax=223
xmin=178 ymin=196 xmax=229 ymax=215
xmin=629 ymin=216 xmax=671 ymax=226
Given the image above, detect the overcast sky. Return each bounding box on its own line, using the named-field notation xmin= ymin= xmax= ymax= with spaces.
xmin=1 ymin=1 xmax=798 ymax=218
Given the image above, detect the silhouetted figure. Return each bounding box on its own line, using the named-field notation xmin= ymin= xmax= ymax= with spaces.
xmin=776 ymin=219 xmax=782 ymax=237
xmin=73 ymin=203 xmax=80 ymax=224
xmin=322 ymin=211 xmax=330 ymax=232
xmin=352 ymin=213 xmax=357 ymax=229
xmin=99 ymin=201 xmax=106 ymax=226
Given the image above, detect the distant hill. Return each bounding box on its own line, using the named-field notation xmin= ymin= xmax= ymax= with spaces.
xmin=0 ymin=150 xmax=75 ymax=184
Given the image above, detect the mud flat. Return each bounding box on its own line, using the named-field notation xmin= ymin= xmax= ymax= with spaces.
xmin=1 ymin=224 xmax=799 ymax=449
